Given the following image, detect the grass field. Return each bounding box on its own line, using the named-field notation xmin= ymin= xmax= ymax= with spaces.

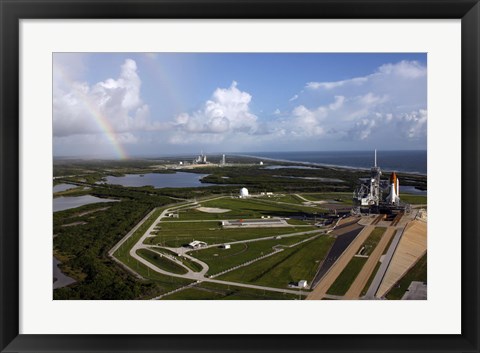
xmin=300 ymin=192 xmax=354 ymax=205
xmin=113 ymin=208 xmax=194 ymax=295
xmin=137 ymin=249 xmax=188 ymax=275
xmin=163 ymin=281 xmax=300 ymax=300
xmin=257 ymin=194 xmax=305 ymax=205
xmin=327 ymin=227 xmax=386 ymax=296
xmin=385 ymin=253 xmax=427 ymax=300
xmin=360 ymin=261 xmax=381 ymax=297
xmin=327 ymin=257 xmax=367 ymax=296
xmin=192 ymin=233 xmax=320 ymax=275
xmin=399 ymin=194 xmax=427 ymax=205
xmin=144 ymin=221 xmax=315 ymax=248
xmin=359 ymin=227 xmax=386 ymax=256
xmin=218 ymin=235 xmax=335 ymax=289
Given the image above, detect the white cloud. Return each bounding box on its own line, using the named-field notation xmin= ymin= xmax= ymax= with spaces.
xmin=171 ymin=81 xmax=259 ymax=143
xmin=306 ymin=60 xmax=426 ymax=92
xmin=289 ymin=94 xmax=299 ymax=102
xmin=53 ymin=58 xmax=166 ymax=140
xmin=282 ymin=60 xmax=427 ymax=145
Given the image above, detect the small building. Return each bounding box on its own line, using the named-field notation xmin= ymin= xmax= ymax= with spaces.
xmin=188 ymin=240 xmax=207 ymax=249
xmin=221 ymin=244 xmax=231 ymax=249
xmin=259 ymin=161 xmax=264 ymax=165
xmin=239 ymin=187 xmax=249 ymax=198
xmin=298 ymin=280 xmax=308 ymax=288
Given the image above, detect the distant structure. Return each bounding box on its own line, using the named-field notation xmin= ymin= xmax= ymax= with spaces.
xmin=259 ymin=161 xmax=264 ymax=165
xmin=353 ymin=150 xmax=408 ymax=213
xmin=188 ymin=240 xmax=207 ymax=249
xmin=298 ymin=280 xmax=308 ymax=288
xmin=239 ymin=187 xmax=249 ymax=198
xmin=193 ymin=151 xmax=208 ymax=164
xmin=221 ymin=154 xmax=226 ymax=166
xmin=353 ymin=150 xmax=382 ymax=207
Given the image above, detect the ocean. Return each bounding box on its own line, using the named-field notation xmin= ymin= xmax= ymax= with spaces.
xmin=243 ymin=150 xmax=427 ymax=175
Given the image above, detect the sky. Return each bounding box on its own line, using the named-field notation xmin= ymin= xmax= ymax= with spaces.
xmin=53 ymin=53 xmax=427 ymax=159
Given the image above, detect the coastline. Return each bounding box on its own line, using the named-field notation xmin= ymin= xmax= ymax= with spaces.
xmin=233 ymin=153 xmax=427 ymax=177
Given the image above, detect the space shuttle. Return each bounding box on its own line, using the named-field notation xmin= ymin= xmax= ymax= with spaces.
xmin=386 ymin=171 xmax=400 ymax=204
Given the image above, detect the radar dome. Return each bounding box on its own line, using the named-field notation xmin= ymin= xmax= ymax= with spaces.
xmin=239 ymin=187 xmax=249 ymax=198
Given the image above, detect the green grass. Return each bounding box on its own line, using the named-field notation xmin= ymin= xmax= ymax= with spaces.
xmin=300 ymin=192 xmax=354 ymax=205
xmin=359 ymin=227 xmax=386 ymax=256
xmin=385 ymin=253 xmax=427 ymax=300
xmin=286 ymin=218 xmax=312 ymax=226
xmin=272 ymin=194 xmax=306 ymax=205
xmin=144 ymin=221 xmax=315 ymax=248
xmin=178 ymin=256 xmax=203 ymax=272
xmin=192 ymin=233 xmax=319 ymax=275
xmin=162 ymin=287 xmax=225 ymax=300
xmin=162 ymin=282 xmax=300 ymax=300
xmin=382 ymin=231 xmax=396 ymax=255
xmin=218 ymin=235 xmax=335 ymax=289
xmin=171 ymin=197 xmax=324 ymax=221
xmin=399 ymin=194 xmax=427 ymax=205
xmin=327 ymin=257 xmax=368 ymax=296
xmin=137 ymin=249 xmax=188 ymax=275
xmin=360 ymin=261 xmax=381 ymax=297
xmin=113 ymin=208 xmax=194 ymax=295
xmin=327 ymin=227 xmax=386 ymax=296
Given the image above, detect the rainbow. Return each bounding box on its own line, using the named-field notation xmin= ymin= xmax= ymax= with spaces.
xmin=55 ymin=66 xmax=128 ymax=159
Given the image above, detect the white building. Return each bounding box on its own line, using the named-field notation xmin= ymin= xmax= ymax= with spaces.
xmin=188 ymin=240 xmax=207 ymax=249
xmin=239 ymin=187 xmax=249 ymax=198
xmin=298 ymin=280 xmax=308 ymax=288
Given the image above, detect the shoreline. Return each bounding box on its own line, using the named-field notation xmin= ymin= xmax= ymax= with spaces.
xmin=233 ymin=153 xmax=427 ymax=177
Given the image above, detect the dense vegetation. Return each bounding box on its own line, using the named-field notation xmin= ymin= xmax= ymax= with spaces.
xmin=52 ymin=157 xmax=427 ymax=300
xmin=53 ymin=189 xmax=172 ymax=300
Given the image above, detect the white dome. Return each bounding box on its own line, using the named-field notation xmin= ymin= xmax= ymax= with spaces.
xmin=240 ymin=187 xmax=249 ymax=197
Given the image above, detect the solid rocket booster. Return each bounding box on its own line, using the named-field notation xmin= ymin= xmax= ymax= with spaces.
xmin=387 ymin=172 xmax=400 ymax=204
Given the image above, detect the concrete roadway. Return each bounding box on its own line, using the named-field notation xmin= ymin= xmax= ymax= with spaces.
xmin=306 ymin=224 xmax=374 ymax=300
xmin=364 ymin=227 xmax=405 ymax=299
xmin=114 ymin=195 xmax=309 ymax=297
xmin=343 ymin=227 xmax=396 ymax=299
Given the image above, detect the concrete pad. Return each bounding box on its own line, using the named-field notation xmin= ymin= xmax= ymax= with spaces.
xmin=376 ymin=220 xmax=427 ymax=297
xmin=306 ymin=224 xmax=372 ymax=300
xmin=196 ymin=207 xmax=231 ymax=213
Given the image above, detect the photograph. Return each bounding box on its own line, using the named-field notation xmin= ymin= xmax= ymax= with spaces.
xmin=52 ymin=52 xmax=427 ymax=301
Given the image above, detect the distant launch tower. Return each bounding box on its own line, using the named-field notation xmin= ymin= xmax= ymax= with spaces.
xmin=353 ymin=150 xmax=382 ymax=207
xmin=353 ymin=150 xmax=406 ymax=213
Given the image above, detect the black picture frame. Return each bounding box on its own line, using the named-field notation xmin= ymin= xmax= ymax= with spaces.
xmin=1 ymin=1 xmax=479 ymax=352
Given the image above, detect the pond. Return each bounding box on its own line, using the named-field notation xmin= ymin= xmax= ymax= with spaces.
xmin=101 ymin=172 xmax=217 ymax=188
xmin=53 ymin=195 xmax=118 ymax=212
xmin=400 ymin=185 xmax=427 ymax=195
xmin=53 ymin=183 xmax=77 ymax=192
xmin=53 ymin=256 xmax=76 ymax=289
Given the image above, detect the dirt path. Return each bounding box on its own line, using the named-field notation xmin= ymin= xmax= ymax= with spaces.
xmin=343 ymin=227 xmax=396 ymax=299
xmin=306 ymin=224 xmax=374 ymax=300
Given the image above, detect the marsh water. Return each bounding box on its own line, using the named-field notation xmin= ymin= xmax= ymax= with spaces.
xmin=101 ymin=172 xmax=217 ymax=188
xmin=53 ymin=195 xmax=118 ymax=212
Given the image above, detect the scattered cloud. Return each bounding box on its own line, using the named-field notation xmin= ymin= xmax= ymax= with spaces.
xmin=53 ymin=58 xmax=167 ymax=140
xmin=170 ymin=81 xmax=259 ymax=144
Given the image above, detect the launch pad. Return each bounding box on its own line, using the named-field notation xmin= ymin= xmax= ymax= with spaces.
xmin=352 ymin=150 xmax=411 ymax=215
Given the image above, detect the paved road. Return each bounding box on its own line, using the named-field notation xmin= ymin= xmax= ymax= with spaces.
xmin=343 ymin=227 xmax=396 ymax=299
xmin=306 ymin=224 xmax=373 ymax=300
xmin=364 ymin=227 xmax=405 ymax=299
xmin=118 ymin=196 xmax=309 ymax=297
